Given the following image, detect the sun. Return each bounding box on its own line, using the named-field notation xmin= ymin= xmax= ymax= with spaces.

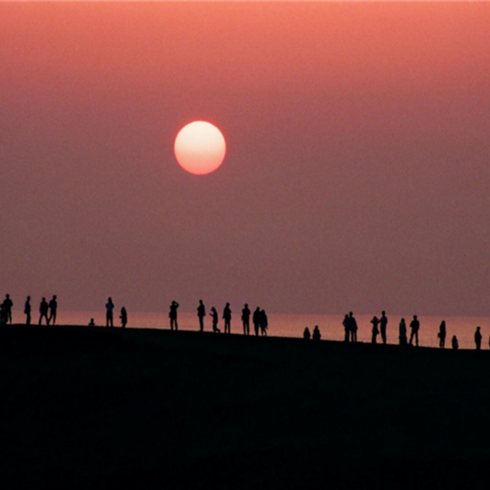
xmin=174 ymin=121 xmax=226 ymax=175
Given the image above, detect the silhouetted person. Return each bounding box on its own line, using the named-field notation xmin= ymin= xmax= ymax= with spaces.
xmin=409 ymin=315 xmax=420 ymax=346
xmin=88 ymin=318 xmax=95 ymax=327
xmin=242 ymin=304 xmax=251 ymax=335
xmin=313 ymin=325 xmax=321 ymax=341
xmin=120 ymin=307 xmax=127 ymax=328
xmin=253 ymin=307 xmax=261 ymax=336
xmin=260 ymin=309 xmax=268 ymax=336
xmin=438 ymin=320 xmax=446 ymax=348
xmin=24 ymin=296 xmax=31 ymax=325
xmin=452 ymin=335 xmax=458 ymax=350
xmin=3 ymin=294 xmax=13 ymax=324
xmin=399 ymin=318 xmax=407 ymax=346
xmin=106 ymin=297 xmax=114 ymax=328
xmin=349 ymin=312 xmax=358 ymax=343
xmin=379 ymin=311 xmax=388 ymax=344
xmin=342 ymin=314 xmax=349 ymax=342
xmin=169 ymin=301 xmax=179 ymax=331
xmin=223 ymin=303 xmax=231 ymax=334
xmin=48 ymin=295 xmax=58 ymax=326
xmin=303 ymin=327 xmax=311 ymax=340
xmin=371 ymin=316 xmax=379 ymax=344
xmin=210 ymin=307 xmax=220 ymax=333
xmin=475 ymin=326 xmax=482 ymax=350
xmin=0 ymin=303 xmax=6 ymax=325
xmin=197 ymin=300 xmax=206 ymax=332
xmin=39 ymin=297 xmax=49 ymax=325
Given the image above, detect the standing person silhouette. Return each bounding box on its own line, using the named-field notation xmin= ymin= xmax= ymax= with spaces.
xmin=349 ymin=312 xmax=358 ymax=343
xmin=223 ymin=303 xmax=231 ymax=334
xmin=0 ymin=303 xmax=6 ymax=325
xmin=210 ymin=307 xmax=220 ymax=333
xmin=197 ymin=300 xmax=206 ymax=332
xmin=253 ymin=307 xmax=261 ymax=336
xmin=48 ymin=295 xmax=58 ymax=326
xmin=409 ymin=315 xmax=420 ymax=346
xmin=371 ymin=316 xmax=379 ymax=344
xmin=438 ymin=321 xmax=446 ymax=348
xmin=313 ymin=325 xmax=321 ymax=341
xmin=342 ymin=314 xmax=350 ymax=342
xmin=303 ymin=327 xmax=311 ymax=340
xmin=260 ymin=309 xmax=268 ymax=336
xmin=120 ymin=307 xmax=127 ymax=328
xmin=241 ymin=304 xmax=251 ymax=335
xmin=169 ymin=301 xmax=179 ymax=331
xmin=399 ymin=318 xmax=407 ymax=346
xmin=379 ymin=311 xmax=388 ymax=345
xmin=39 ymin=297 xmax=49 ymax=325
xmin=106 ymin=297 xmax=114 ymax=328
xmin=475 ymin=326 xmax=482 ymax=350
xmin=24 ymin=296 xmax=31 ymax=325
xmin=3 ymin=294 xmax=13 ymax=325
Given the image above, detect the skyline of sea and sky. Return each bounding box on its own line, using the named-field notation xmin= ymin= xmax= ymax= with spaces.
xmin=2 ymin=2 xmax=490 ymax=336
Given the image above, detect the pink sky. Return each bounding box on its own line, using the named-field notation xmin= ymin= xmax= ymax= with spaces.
xmin=1 ymin=2 xmax=490 ymax=316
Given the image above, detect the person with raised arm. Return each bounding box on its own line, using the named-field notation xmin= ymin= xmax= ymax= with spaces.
xmin=169 ymin=300 xmax=179 ymax=331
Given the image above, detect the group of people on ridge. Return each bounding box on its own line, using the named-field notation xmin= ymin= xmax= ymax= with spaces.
xmin=171 ymin=300 xmax=269 ymax=336
xmin=0 ymin=294 xmax=58 ymax=326
xmin=1 ymin=292 xmax=488 ymax=350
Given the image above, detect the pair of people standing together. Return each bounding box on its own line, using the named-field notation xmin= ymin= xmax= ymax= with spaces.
xmin=370 ymin=311 xmax=389 ymax=344
xmin=105 ymin=297 xmax=127 ymax=328
xmin=207 ymin=303 xmax=232 ymax=334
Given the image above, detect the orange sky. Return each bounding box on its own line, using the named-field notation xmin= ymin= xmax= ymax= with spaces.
xmin=1 ymin=2 xmax=490 ymax=315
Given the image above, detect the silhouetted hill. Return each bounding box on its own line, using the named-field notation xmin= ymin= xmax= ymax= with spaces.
xmin=0 ymin=325 xmax=488 ymax=488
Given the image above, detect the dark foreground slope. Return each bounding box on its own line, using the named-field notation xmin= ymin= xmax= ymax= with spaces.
xmin=0 ymin=325 xmax=489 ymax=489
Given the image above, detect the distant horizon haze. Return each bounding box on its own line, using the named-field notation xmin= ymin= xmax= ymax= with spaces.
xmin=1 ymin=2 xmax=489 ymax=316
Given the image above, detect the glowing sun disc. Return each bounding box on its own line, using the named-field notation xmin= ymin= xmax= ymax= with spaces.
xmin=174 ymin=121 xmax=226 ymax=175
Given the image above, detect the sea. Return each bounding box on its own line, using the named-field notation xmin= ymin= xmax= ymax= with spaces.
xmin=10 ymin=310 xmax=488 ymax=350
